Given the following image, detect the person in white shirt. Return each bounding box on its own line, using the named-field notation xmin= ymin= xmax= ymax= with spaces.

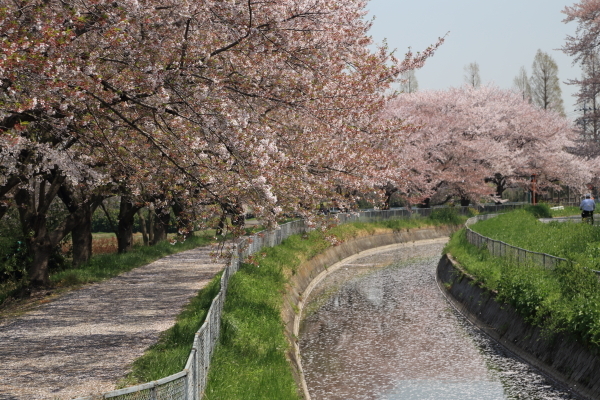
xmin=580 ymin=194 xmax=596 ymax=224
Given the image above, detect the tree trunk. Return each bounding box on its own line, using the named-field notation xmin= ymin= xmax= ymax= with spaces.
xmin=15 ymin=173 xmax=75 ymax=287
xmin=172 ymin=200 xmax=192 ymax=239
xmin=229 ymin=202 xmax=245 ymax=228
xmin=58 ymin=186 xmax=104 ymax=268
xmin=147 ymin=208 xmax=155 ymax=245
xmin=383 ymin=191 xmax=392 ymax=210
xmin=117 ymin=197 xmax=142 ymax=253
xmin=19 ymin=204 xmax=53 ymax=286
xmin=29 ymin=233 xmax=54 ymax=286
xmin=382 ymin=183 xmax=397 ymax=210
xmin=138 ymin=209 xmax=149 ymax=246
xmin=495 ymin=176 xmax=506 ymax=198
xmin=215 ymin=212 xmax=227 ymax=236
xmin=71 ymin=203 xmax=93 ymax=268
xmin=460 ymin=197 xmax=470 ymax=207
xmin=151 ymin=206 xmax=171 ymax=245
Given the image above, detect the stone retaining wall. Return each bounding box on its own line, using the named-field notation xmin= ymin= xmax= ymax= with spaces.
xmin=437 ymin=254 xmax=600 ymax=400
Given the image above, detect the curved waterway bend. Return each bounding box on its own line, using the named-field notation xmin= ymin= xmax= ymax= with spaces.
xmin=298 ymin=240 xmax=576 ymax=400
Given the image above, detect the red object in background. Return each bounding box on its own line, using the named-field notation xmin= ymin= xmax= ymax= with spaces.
xmin=531 ymin=174 xmax=537 ymax=205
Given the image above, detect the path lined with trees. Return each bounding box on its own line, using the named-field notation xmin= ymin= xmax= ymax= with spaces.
xmin=0 ymin=245 xmax=223 ymax=400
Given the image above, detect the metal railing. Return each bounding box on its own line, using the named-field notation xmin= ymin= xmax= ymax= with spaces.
xmin=464 ymin=214 xmax=600 ymax=277
xmin=73 ymin=202 xmax=529 ymax=400
xmin=334 ymin=202 xmax=526 ymax=224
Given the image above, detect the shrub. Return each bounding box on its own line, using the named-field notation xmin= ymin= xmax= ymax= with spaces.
xmin=467 ymin=207 xmax=480 ymax=217
xmin=429 ymin=207 xmax=463 ymax=225
xmin=524 ymin=203 xmax=552 ymax=218
xmin=0 ymin=240 xmax=29 ymax=285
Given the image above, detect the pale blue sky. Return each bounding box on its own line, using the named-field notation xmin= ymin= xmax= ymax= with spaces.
xmin=366 ymin=0 xmax=582 ymax=119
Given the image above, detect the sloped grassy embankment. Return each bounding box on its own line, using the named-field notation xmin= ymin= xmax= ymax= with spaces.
xmin=445 ymin=207 xmax=600 ymax=349
xmin=124 ymin=209 xmax=465 ymax=400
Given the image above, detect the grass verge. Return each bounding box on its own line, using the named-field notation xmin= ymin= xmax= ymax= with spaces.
xmin=549 ymin=205 xmax=580 ymax=218
xmin=446 ymin=208 xmax=600 ymax=348
xmin=469 ymin=208 xmax=600 ymax=269
xmin=50 ymin=234 xmax=215 ymax=288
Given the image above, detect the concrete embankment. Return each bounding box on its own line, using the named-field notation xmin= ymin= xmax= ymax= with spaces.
xmin=280 ymin=225 xmax=457 ymax=397
xmin=437 ymin=254 xmax=600 ymax=400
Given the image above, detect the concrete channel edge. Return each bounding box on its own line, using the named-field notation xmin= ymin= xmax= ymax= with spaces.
xmin=437 ymin=254 xmax=600 ymax=400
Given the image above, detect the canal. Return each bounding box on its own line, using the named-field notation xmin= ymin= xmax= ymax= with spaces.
xmin=298 ymin=240 xmax=578 ymax=400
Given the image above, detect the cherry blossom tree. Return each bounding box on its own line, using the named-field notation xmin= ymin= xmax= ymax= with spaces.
xmin=1 ymin=0 xmax=442 ymax=285
xmin=385 ymin=85 xmax=588 ymax=205
xmin=562 ymin=0 xmax=600 ymax=67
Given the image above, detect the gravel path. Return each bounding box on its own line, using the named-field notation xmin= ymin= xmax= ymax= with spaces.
xmin=0 ymin=246 xmax=224 ymax=400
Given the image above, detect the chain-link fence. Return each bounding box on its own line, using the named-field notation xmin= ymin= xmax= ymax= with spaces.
xmin=464 ymin=214 xmax=600 ymax=276
xmin=335 ymin=202 xmax=526 ymax=224
xmin=465 ymin=215 xmax=570 ymax=269
xmin=73 ymin=203 xmax=531 ymax=400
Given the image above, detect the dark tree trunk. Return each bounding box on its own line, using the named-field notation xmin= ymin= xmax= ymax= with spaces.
xmin=215 ymin=213 xmax=227 ymax=236
xmin=71 ymin=204 xmax=93 ymax=268
xmin=229 ymin=202 xmax=245 ymax=228
xmin=117 ymin=219 xmax=133 ymax=253
xmin=19 ymin=204 xmax=53 ymax=286
xmin=151 ymin=206 xmax=171 ymax=245
xmin=138 ymin=209 xmax=149 ymax=246
xmin=172 ymin=200 xmax=192 ymax=239
xmin=215 ymin=201 xmax=245 ymax=236
xmin=382 ymin=183 xmax=398 ymax=210
xmin=16 ymin=185 xmax=53 ymax=286
xmin=383 ymin=195 xmax=391 ymax=210
xmin=29 ymin=234 xmax=54 ymax=286
xmin=147 ymin=208 xmax=155 ymax=245
xmin=117 ymin=197 xmax=143 ymax=253
xmin=58 ymin=186 xmax=104 ymax=268
xmin=485 ymin=173 xmax=507 ymax=198
xmin=15 ymin=174 xmax=77 ymax=287
xmin=495 ymin=177 xmax=507 ymax=198
xmin=231 ymin=211 xmax=245 ymax=228
xmin=460 ymin=197 xmax=470 ymax=207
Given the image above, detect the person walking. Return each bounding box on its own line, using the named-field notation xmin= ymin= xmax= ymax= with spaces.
xmin=580 ymin=194 xmax=596 ymax=224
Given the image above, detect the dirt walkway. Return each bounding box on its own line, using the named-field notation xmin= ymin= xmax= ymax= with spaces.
xmin=0 ymin=246 xmax=224 ymax=400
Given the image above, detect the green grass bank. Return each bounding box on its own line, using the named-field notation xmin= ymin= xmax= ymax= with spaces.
xmin=446 ymin=207 xmax=600 ymax=348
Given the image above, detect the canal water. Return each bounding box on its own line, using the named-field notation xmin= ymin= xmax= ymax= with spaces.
xmin=298 ymin=241 xmax=578 ymax=400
